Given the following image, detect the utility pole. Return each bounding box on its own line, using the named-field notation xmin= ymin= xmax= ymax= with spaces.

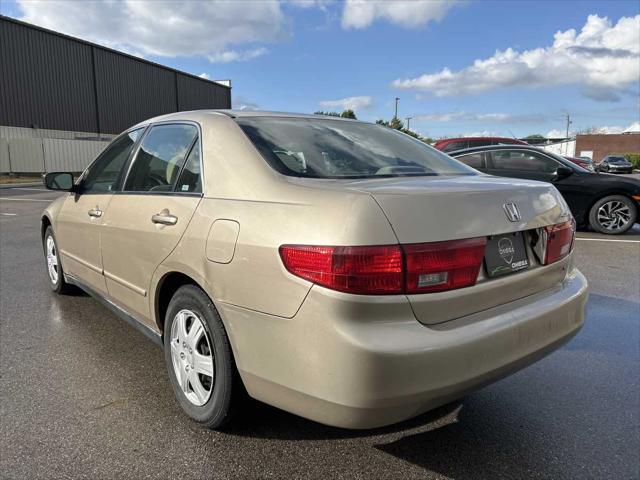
xmin=565 ymin=114 xmax=572 ymax=155
xmin=394 ymin=97 xmax=400 ymax=119
xmin=405 ymin=116 xmax=413 ymax=131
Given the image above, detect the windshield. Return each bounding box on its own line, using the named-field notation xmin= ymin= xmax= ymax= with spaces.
xmin=546 ymin=151 xmax=591 ymax=173
xmin=237 ymin=117 xmax=476 ymax=178
xmin=608 ymin=157 xmax=627 ymax=164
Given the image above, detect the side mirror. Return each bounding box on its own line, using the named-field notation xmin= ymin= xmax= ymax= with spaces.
xmin=554 ymin=166 xmax=573 ymax=180
xmin=43 ymin=172 xmax=75 ymax=191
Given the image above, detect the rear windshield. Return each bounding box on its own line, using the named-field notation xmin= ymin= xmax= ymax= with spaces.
xmin=608 ymin=157 xmax=627 ymax=164
xmin=236 ymin=117 xmax=476 ymax=179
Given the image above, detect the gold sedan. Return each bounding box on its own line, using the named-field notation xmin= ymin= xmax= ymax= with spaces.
xmin=42 ymin=111 xmax=588 ymax=429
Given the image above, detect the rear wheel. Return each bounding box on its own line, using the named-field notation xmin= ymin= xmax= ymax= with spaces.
xmin=43 ymin=226 xmax=73 ymax=294
xmin=589 ymin=195 xmax=637 ymax=234
xmin=163 ymin=284 xmax=239 ymax=429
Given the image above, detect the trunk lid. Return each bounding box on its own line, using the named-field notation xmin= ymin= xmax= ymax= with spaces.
xmin=346 ymin=174 xmax=568 ymax=243
xmin=332 ymin=174 xmax=571 ymax=325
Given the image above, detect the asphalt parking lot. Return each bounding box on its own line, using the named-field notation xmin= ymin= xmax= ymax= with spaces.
xmin=1 ymin=186 xmax=639 ymax=480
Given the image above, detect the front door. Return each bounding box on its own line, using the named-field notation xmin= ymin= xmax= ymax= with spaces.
xmin=100 ymin=123 xmax=203 ymax=326
xmin=56 ymin=128 xmax=144 ymax=294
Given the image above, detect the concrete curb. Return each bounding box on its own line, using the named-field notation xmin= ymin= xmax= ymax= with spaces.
xmin=0 ymin=182 xmax=43 ymax=189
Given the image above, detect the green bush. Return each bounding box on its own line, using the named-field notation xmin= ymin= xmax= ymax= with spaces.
xmin=622 ymin=153 xmax=640 ymax=169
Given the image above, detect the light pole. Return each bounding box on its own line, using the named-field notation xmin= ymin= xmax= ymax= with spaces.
xmin=405 ymin=116 xmax=413 ymax=131
xmin=564 ymin=114 xmax=572 ymax=155
xmin=394 ymin=97 xmax=400 ymax=119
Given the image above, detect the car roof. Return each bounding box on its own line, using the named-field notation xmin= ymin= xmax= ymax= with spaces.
xmin=446 ymin=144 xmax=545 ymax=155
xmin=129 ymin=109 xmax=365 ymax=131
xmin=434 ymin=136 xmax=525 ymax=144
xmin=147 ymin=109 xmax=360 ymax=122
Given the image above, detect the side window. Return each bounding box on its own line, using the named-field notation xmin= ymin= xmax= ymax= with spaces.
xmin=82 ymin=128 xmax=143 ymax=193
xmin=490 ymin=150 xmax=559 ymax=173
xmin=125 ymin=124 xmax=198 ymax=192
xmin=442 ymin=141 xmax=468 ymax=153
xmin=457 ymin=152 xmax=484 ymax=169
xmin=175 ymin=140 xmax=202 ymax=193
xmin=468 ymin=139 xmax=491 ymax=148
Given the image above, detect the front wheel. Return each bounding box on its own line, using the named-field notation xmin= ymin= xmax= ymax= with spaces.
xmin=588 ymin=195 xmax=637 ymax=234
xmin=163 ymin=285 xmax=240 ymax=429
xmin=43 ymin=226 xmax=73 ymax=294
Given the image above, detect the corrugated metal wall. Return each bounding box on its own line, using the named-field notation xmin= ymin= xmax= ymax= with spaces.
xmin=0 ymin=18 xmax=98 ymax=133
xmin=0 ymin=125 xmax=114 ymax=140
xmin=0 ymin=16 xmax=232 ymax=136
xmin=177 ymin=74 xmax=228 ymax=111
xmin=0 ymin=139 xmax=10 ymax=172
xmin=43 ymin=138 xmax=107 ymax=172
xmin=94 ymin=49 xmax=178 ymax=134
xmin=1 ymin=126 xmax=110 ymax=173
xmin=7 ymin=139 xmax=45 ymax=173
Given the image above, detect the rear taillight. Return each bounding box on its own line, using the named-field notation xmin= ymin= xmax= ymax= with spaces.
xmin=543 ymin=220 xmax=575 ymax=265
xmin=404 ymin=238 xmax=487 ymax=293
xmin=278 ymin=245 xmax=403 ymax=295
xmin=279 ymin=237 xmax=486 ymax=295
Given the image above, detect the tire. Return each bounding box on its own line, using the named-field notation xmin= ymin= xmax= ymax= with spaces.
xmin=588 ymin=195 xmax=637 ymax=235
xmin=43 ymin=226 xmax=73 ymax=294
xmin=163 ymin=284 xmax=240 ymax=429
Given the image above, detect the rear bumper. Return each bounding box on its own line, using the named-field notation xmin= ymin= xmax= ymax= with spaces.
xmin=220 ymin=269 xmax=588 ymax=429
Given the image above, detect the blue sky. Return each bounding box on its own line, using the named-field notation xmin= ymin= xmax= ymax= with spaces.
xmin=2 ymin=0 xmax=639 ymax=138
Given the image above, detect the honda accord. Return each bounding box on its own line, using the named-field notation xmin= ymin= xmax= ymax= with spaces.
xmin=42 ymin=111 xmax=588 ymax=429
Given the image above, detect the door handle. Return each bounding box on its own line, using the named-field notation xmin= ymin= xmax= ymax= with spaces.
xmin=151 ymin=209 xmax=178 ymax=226
xmin=88 ymin=208 xmax=103 ymax=218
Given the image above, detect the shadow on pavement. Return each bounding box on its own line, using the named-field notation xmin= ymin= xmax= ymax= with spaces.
xmin=225 ymin=398 xmax=462 ymax=441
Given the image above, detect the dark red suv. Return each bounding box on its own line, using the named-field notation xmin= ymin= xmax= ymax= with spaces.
xmin=433 ymin=137 xmax=528 ymax=153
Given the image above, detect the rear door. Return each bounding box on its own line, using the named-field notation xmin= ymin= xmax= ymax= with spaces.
xmin=485 ymin=149 xmax=561 ymax=182
xmin=454 ymin=151 xmax=487 ymax=171
xmin=100 ymin=122 xmax=203 ymax=325
xmin=55 ymin=128 xmax=144 ymax=295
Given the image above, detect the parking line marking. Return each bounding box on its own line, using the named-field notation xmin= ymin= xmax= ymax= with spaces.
xmin=10 ymin=188 xmax=47 ymax=192
xmin=576 ymin=238 xmax=640 ymax=244
xmin=0 ymin=197 xmax=52 ymax=202
xmin=0 ymin=213 xmax=17 ymax=216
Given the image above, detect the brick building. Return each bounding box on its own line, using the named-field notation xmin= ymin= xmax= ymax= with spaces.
xmin=575 ymin=133 xmax=640 ymax=163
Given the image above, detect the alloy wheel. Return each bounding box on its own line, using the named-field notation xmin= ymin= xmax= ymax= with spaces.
xmin=46 ymin=235 xmax=59 ymax=284
xmin=596 ymin=200 xmax=631 ymax=232
xmin=170 ymin=309 xmax=215 ymax=406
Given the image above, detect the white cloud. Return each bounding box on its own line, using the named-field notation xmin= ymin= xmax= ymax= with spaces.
xmin=198 ymin=73 xmax=210 ymax=80
xmin=596 ymin=125 xmax=625 ymax=134
xmin=342 ymin=0 xmax=460 ymax=29
xmin=624 ymin=121 xmax=640 ymax=133
xmin=233 ymin=96 xmax=260 ymax=111
xmin=416 ymin=111 xmax=545 ymax=123
xmin=546 ymin=129 xmax=571 ymax=138
xmin=17 ymin=0 xmax=286 ymax=62
xmin=546 ymin=121 xmax=640 ymax=137
xmin=319 ymin=95 xmax=373 ymax=111
xmin=463 ymin=131 xmax=501 ymax=138
xmin=207 ymin=47 xmax=268 ymax=63
xmin=393 ymin=14 xmax=640 ymax=101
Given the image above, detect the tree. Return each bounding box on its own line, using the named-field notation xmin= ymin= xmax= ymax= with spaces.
xmin=525 ymin=134 xmax=545 ymax=140
xmin=314 ymin=111 xmax=341 ymax=117
xmin=314 ymin=109 xmax=358 ymax=120
xmin=375 ymin=116 xmax=433 ymax=144
xmin=340 ymin=109 xmax=357 ymax=119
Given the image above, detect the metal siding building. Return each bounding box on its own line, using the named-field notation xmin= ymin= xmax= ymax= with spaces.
xmin=0 ymin=15 xmax=231 ymax=173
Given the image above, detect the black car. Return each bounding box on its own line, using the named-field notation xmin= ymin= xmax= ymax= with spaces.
xmin=450 ymin=145 xmax=640 ymax=234
xmin=597 ymin=156 xmax=634 ymax=174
